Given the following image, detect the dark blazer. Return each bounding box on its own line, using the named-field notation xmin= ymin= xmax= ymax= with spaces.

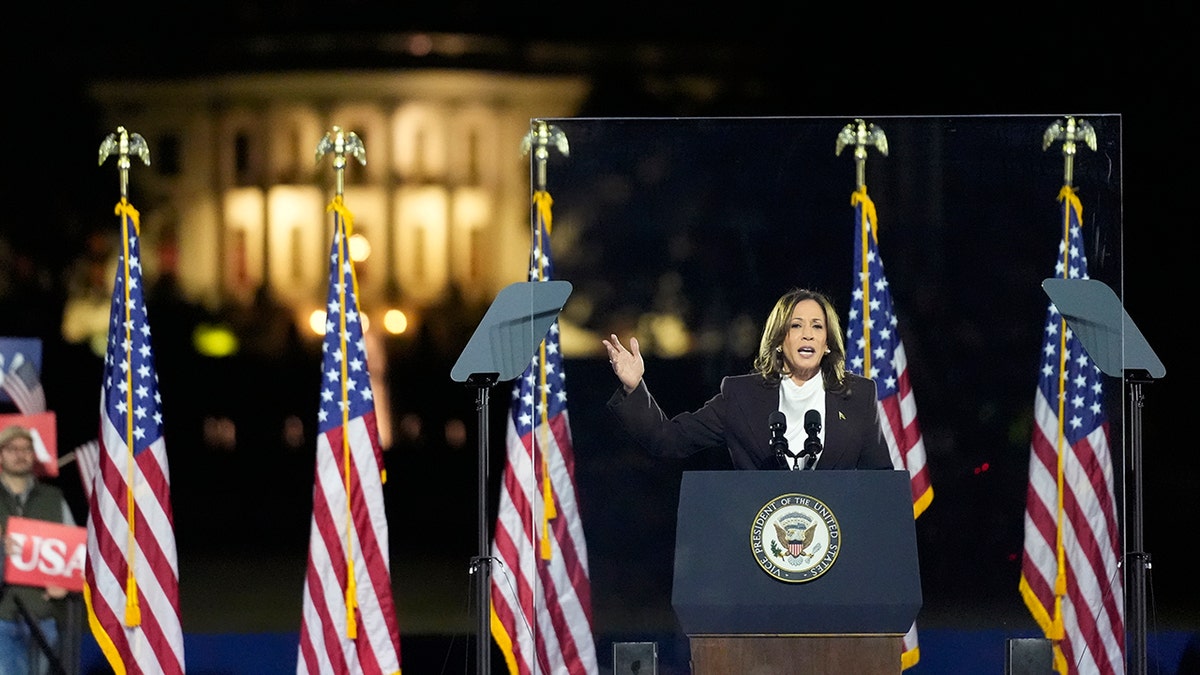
xmin=607 ymin=372 xmax=893 ymax=470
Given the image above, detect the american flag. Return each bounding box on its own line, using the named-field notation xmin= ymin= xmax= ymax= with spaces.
xmin=844 ymin=187 xmax=931 ymax=670
xmin=2 ymin=339 xmax=105 ymax=495
xmin=1019 ymin=186 xmax=1125 ymax=675
xmin=297 ymin=197 xmax=402 ymax=675
xmin=1 ymin=352 xmax=47 ymax=415
xmin=0 ymin=347 xmax=63 ymax=478
xmin=83 ymin=199 xmax=186 ymax=674
xmin=490 ymin=191 xmax=598 ymax=675
xmin=71 ymin=439 xmax=101 ymax=501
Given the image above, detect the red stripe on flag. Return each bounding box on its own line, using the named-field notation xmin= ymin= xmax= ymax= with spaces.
xmin=73 ymin=440 xmax=100 ymax=501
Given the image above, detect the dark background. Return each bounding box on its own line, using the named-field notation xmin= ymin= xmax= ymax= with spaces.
xmin=4 ymin=2 xmax=1197 ymax=672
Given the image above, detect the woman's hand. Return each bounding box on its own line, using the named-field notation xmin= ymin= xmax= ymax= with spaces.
xmin=602 ymin=334 xmax=645 ymax=394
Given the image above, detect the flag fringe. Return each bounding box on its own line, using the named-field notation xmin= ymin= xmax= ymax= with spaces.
xmin=83 ymin=583 xmax=130 ymax=675
xmin=490 ymin=601 xmax=521 ymax=675
xmin=912 ymin=487 xmax=933 ymax=519
xmin=900 ymin=646 xmax=920 ymax=670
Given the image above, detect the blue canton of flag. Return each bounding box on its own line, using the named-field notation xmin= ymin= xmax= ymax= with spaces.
xmin=512 ymin=235 xmax=566 ymax=431
xmin=319 ymin=230 xmax=374 ymax=431
xmin=103 ymin=239 xmax=163 ymax=452
xmin=845 ymin=232 xmax=900 ymax=394
xmin=1036 ymin=229 xmax=1106 ymax=444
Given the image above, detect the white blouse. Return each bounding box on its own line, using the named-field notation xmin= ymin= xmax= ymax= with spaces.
xmin=778 ymin=372 xmax=826 ymax=469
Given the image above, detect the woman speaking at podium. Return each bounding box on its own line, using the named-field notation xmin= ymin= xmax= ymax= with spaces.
xmin=603 ymin=287 xmax=893 ymax=471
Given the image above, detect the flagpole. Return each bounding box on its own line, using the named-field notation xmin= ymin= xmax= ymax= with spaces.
xmin=97 ymin=126 xmax=154 ymax=628
xmin=522 ymin=119 xmax=570 ymax=193
xmin=835 ymin=118 xmax=889 ymax=373
xmin=98 ymin=125 xmax=151 ymax=200
xmin=315 ymin=125 xmax=369 ymax=641
xmin=91 ymin=126 xmax=188 ymax=673
xmin=835 ymin=117 xmax=888 ymax=191
xmin=1045 ymin=115 xmax=1151 ymax=675
xmin=837 ymin=119 xmax=929 ymax=672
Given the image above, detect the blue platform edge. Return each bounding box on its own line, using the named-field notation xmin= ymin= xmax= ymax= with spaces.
xmin=78 ymin=628 xmax=1199 ymax=674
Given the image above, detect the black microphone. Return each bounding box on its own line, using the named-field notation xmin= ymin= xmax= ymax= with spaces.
xmin=802 ymin=409 xmax=822 ymax=469
xmin=803 ymin=409 xmax=821 ymax=436
xmin=768 ymin=411 xmax=790 ymax=469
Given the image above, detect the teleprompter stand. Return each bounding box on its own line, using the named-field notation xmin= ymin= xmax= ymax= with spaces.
xmin=1043 ymin=278 xmax=1165 ymax=675
xmin=451 ymin=280 xmax=572 ymax=675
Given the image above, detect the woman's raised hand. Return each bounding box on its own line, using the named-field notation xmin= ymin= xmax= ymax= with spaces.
xmin=602 ymin=333 xmax=645 ymax=394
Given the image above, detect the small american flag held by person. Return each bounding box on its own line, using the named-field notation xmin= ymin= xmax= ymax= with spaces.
xmin=0 ymin=353 xmax=47 ymax=415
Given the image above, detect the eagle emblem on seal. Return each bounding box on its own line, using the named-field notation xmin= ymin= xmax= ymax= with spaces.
xmin=774 ymin=519 xmax=816 ymax=559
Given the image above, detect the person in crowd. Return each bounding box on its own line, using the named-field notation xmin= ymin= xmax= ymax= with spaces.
xmin=0 ymin=425 xmax=74 ymax=675
xmin=603 ymin=286 xmax=894 ymax=471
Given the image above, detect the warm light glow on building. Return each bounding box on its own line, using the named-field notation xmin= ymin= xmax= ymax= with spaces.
xmin=85 ymin=70 xmax=590 ymax=349
xmin=309 ymin=309 xmax=374 ymax=335
xmin=394 ymin=185 xmax=450 ymax=302
xmin=223 ymin=188 xmax=267 ymax=299
xmin=348 ymin=233 xmax=371 ymax=262
xmin=266 ymin=185 xmax=324 ymax=306
xmin=383 ymin=309 xmax=408 ymax=334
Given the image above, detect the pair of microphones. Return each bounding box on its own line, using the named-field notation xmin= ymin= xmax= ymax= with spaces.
xmin=769 ymin=410 xmax=821 ymax=470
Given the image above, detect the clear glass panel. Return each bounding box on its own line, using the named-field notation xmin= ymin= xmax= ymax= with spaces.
xmin=533 ymin=114 xmax=1124 ymax=631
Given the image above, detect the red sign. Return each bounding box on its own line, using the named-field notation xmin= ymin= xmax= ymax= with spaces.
xmin=0 ymin=411 xmax=59 ymax=477
xmin=3 ymin=516 xmax=86 ymax=592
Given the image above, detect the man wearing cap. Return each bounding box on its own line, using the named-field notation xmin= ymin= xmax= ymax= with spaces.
xmin=0 ymin=425 xmax=74 ymax=675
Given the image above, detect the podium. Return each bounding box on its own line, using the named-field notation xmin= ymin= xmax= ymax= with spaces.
xmin=672 ymin=470 xmax=921 ymax=675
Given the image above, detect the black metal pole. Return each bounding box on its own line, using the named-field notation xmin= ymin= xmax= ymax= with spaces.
xmin=1126 ymin=371 xmax=1151 ymax=675
xmin=467 ymin=373 xmax=497 ymax=675
xmin=12 ymin=595 xmax=68 ymax=675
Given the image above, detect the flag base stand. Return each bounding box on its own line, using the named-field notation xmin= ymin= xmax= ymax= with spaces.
xmin=1042 ymin=278 xmax=1164 ymax=675
xmin=451 ymin=280 xmax=572 ymax=675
